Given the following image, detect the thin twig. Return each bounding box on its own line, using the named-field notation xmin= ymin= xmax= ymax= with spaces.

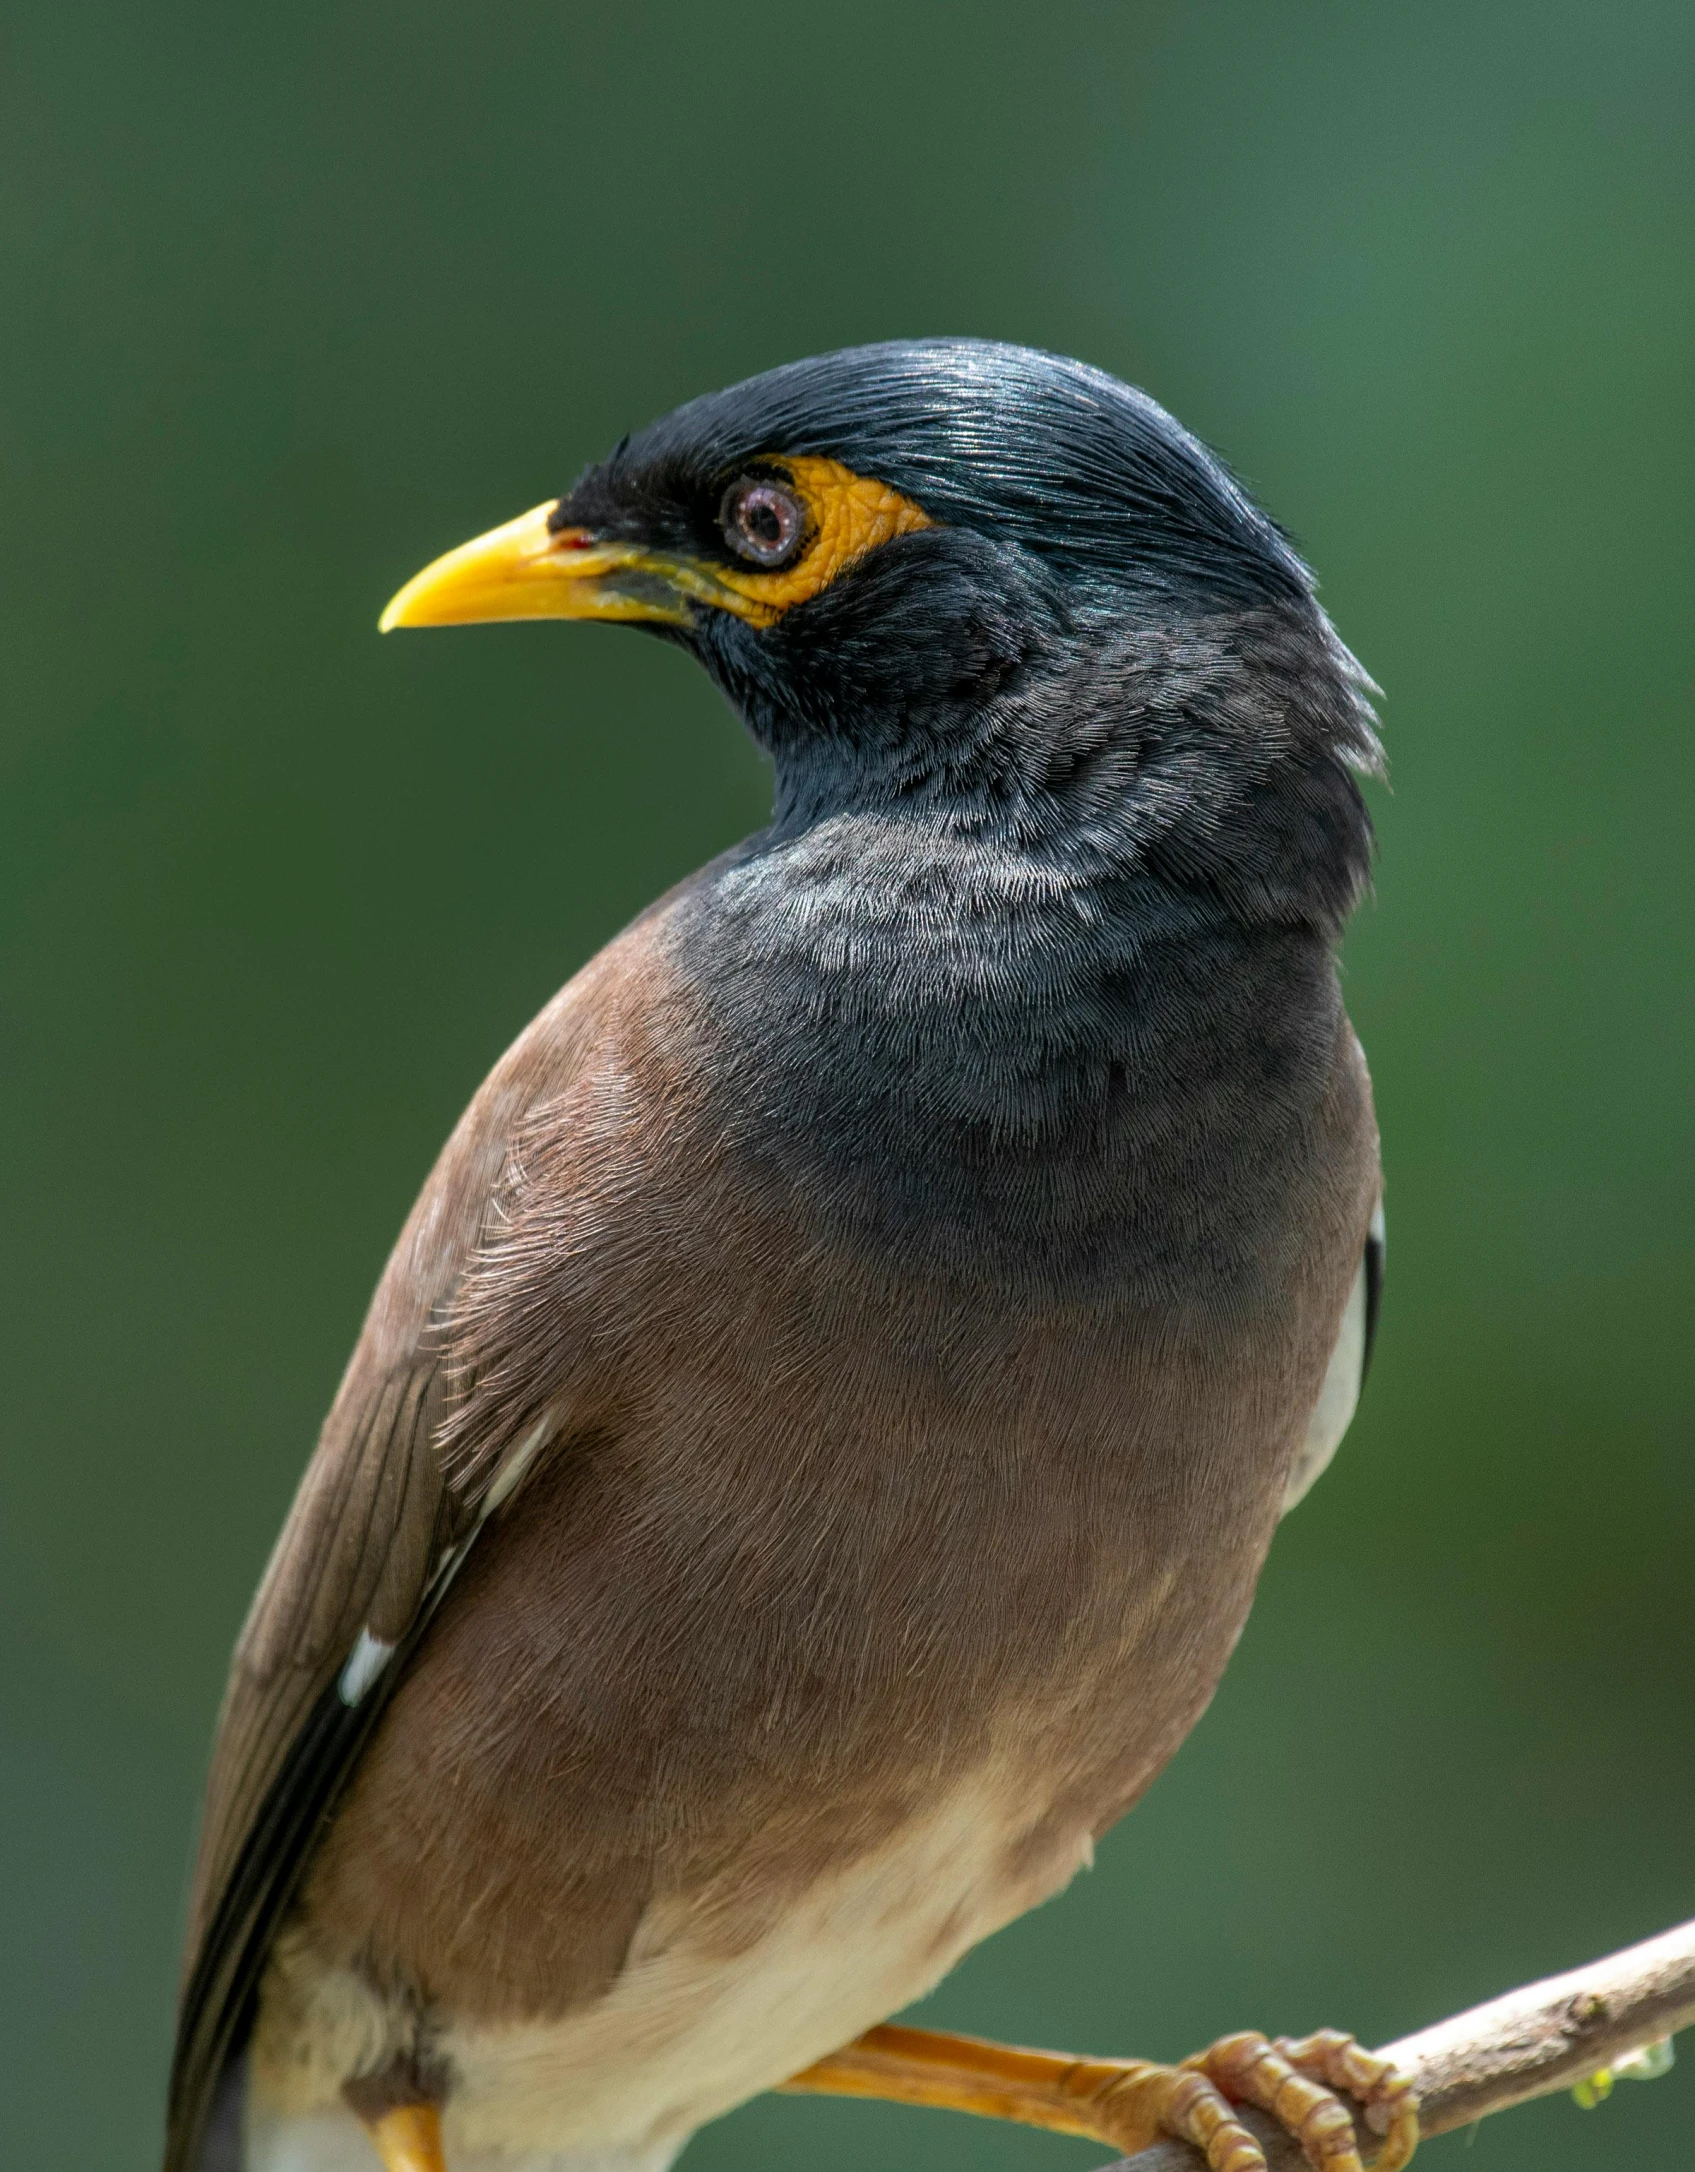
xmin=1105 ymin=1915 xmax=1695 ymax=2171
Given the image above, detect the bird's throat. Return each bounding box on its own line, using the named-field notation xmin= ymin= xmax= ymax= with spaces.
xmin=670 ymin=813 xmax=1349 ymax=1299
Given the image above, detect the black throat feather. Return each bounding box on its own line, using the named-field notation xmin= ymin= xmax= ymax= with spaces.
xmin=671 ymin=594 xmax=1379 ymax=1299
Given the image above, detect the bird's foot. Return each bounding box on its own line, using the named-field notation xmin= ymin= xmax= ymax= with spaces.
xmin=784 ymin=2022 xmax=1418 ymax=2172
xmin=1141 ymin=2029 xmax=1419 ymax=2171
xmin=358 ymin=2101 xmax=446 ymax=2172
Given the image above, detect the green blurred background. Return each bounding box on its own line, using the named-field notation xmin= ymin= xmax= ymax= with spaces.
xmin=4 ymin=3 xmax=1692 ymax=2167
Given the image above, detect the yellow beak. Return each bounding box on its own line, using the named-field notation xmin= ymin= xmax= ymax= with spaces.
xmin=378 ymin=503 xmax=698 ymax=632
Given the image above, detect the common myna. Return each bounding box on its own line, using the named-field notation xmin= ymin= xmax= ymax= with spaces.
xmin=166 ymin=341 xmax=1408 ymax=2172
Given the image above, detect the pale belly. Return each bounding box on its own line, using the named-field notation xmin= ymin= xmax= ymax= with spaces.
xmin=247 ymin=1767 xmax=1096 ymax=2172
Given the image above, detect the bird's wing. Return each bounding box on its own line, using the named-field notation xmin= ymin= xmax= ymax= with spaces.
xmin=1278 ymin=1198 xmax=1386 ymax=1515
xmin=164 ymin=968 xmax=621 ymax=2172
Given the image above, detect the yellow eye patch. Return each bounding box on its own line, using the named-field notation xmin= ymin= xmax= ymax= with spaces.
xmin=712 ymin=455 xmax=933 ymax=625
xmin=377 ymin=457 xmax=935 ymax=638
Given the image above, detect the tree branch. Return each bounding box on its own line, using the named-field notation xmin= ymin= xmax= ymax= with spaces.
xmin=1105 ymin=1915 xmax=1695 ymax=2171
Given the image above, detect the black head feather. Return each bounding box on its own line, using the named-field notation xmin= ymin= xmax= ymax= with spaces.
xmin=559 ymin=339 xmax=1380 ymax=935
xmin=567 ymin=338 xmax=1312 ymax=608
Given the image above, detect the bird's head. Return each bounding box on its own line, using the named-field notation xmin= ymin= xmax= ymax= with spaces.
xmin=383 ymin=341 xmax=1378 ymax=915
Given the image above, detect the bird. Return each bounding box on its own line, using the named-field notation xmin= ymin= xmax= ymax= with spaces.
xmin=165 ymin=339 xmax=1411 ymax=2172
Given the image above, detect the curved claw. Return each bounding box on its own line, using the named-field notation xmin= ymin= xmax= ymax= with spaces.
xmin=1274 ymin=2032 xmax=1420 ymax=2172
xmin=1192 ymin=2032 xmax=1369 ymax=2170
xmin=1165 ymin=2029 xmax=1419 ymax=2172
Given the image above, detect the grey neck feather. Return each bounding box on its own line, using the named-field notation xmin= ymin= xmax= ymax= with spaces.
xmin=670 ymin=605 xmax=1378 ymax=1294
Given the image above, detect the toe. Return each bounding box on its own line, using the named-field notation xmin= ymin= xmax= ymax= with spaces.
xmin=1200 ymin=2036 xmax=1365 ymax=2172
xmin=1275 ymin=2033 xmax=1420 ymax=2172
xmin=1161 ymin=2067 xmax=1269 ymax=2172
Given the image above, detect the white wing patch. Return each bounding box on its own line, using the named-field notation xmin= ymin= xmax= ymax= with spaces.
xmin=336 ymin=1629 xmax=396 ymax=1708
xmin=481 ymin=1416 xmax=553 ymax=1518
xmin=1280 ymin=1200 xmax=1384 ymax=1515
xmin=332 ymin=1417 xmax=555 ymax=1711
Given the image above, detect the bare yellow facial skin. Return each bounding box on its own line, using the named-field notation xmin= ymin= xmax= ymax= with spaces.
xmin=712 ymin=456 xmax=933 ymax=623
xmin=378 ymin=455 xmax=932 ymax=634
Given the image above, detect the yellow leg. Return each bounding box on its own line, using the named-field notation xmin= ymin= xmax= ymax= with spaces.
xmin=362 ymin=2102 xmax=447 ymax=2172
xmin=784 ymin=2022 xmax=1419 ymax=2172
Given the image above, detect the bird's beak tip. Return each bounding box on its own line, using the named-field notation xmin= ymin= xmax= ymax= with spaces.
xmin=373 ymin=503 xmax=678 ymax=634
xmin=376 ymin=579 xmax=431 ymax=632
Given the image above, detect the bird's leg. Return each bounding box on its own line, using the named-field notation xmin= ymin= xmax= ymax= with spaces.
xmin=354 ymin=2102 xmax=447 ymax=2172
xmin=783 ymin=2022 xmax=1419 ymax=2172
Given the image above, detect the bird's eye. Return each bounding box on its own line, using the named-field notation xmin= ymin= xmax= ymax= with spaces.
xmin=721 ymin=478 xmax=806 ymax=568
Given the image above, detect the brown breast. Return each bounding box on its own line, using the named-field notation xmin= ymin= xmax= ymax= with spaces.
xmin=290 ymin=936 xmax=1377 ymax=2023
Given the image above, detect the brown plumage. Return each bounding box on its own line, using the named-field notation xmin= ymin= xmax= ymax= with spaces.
xmin=168 ymin=342 xmax=1395 ymax=2172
